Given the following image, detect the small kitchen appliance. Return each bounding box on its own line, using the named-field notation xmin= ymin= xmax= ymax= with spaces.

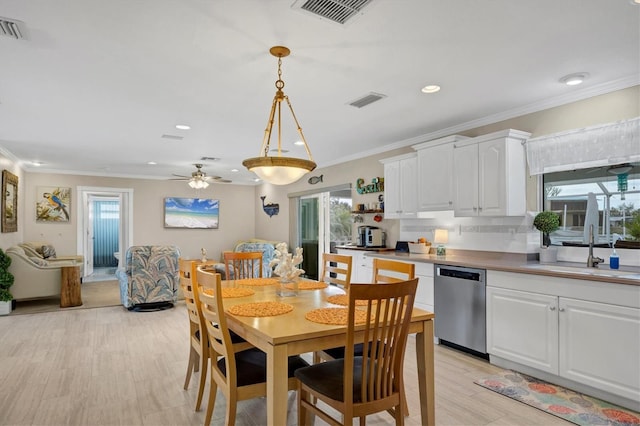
xmin=357 ymin=226 xmax=385 ymax=247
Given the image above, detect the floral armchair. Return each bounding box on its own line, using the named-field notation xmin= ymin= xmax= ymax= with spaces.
xmin=116 ymin=245 xmax=180 ymax=310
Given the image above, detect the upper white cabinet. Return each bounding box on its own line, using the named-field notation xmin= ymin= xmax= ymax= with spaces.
xmin=412 ymin=135 xmax=469 ymax=211
xmin=453 ymin=129 xmax=530 ymax=217
xmin=380 ymin=153 xmax=417 ymax=219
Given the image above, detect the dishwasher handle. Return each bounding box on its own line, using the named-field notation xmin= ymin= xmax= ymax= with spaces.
xmin=435 ymin=265 xmax=485 ymax=282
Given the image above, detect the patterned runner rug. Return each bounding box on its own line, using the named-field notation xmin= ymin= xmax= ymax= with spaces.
xmin=475 ymin=370 xmax=640 ymax=425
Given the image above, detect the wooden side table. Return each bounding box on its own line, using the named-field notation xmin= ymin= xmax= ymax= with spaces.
xmin=60 ymin=265 xmax=83 ymax=308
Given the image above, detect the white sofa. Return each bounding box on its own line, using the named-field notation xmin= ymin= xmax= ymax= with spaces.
xmin=6 ymin=245 xmax=81 ymax=301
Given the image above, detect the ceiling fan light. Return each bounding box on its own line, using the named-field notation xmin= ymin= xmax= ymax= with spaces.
xmin=188 ymin=178 xmax=209 ymax=189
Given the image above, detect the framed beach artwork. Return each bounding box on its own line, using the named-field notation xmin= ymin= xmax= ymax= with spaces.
xmin=164 ymin=197 xmax=219 ymax=229
xmin=36 ymin=186 xmax=71 ymax=222
xmin=2 ymin=170 xmax=18 ymax=233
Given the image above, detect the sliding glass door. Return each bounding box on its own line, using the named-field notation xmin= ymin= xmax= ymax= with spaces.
xmin=297 ymin=188 xmax=352 ymax=280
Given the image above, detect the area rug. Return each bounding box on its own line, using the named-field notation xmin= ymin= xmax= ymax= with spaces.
xmin=475 ymin=370 xmax=640 ymax=425
xmin=10 ymin=280 xmax=121 ymax=315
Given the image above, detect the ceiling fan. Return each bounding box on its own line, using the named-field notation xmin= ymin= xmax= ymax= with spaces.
xmin=170 ymin=164 xmax=231 ymax=188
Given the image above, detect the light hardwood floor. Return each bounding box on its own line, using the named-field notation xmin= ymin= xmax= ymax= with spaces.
xmin=0 ymin=302 xmax=569 ymax=425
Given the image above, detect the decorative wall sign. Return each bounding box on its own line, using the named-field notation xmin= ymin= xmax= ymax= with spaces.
xmin=261 ymin=196 xmax=279 ymax=217
xmin=1 ymin=170 xmax=18 ymax=233
xmin=308 ymin=174 xmax=323 ymax=185
xmin=36 ymin=186 xmax=71 ymax=223
xmin=356 ymin=177 xmax=384 ymax=194
xmin=164 ymin=197 xmax=219 ymax=229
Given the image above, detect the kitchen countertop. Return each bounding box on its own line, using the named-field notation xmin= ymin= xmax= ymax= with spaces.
xmin=334 ymin=245 xmax=396 ymax=252
xmin=349 ymin=249 xmax=640 ymax=286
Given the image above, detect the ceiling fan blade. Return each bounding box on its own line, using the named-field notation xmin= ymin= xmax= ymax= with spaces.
xmin=171 ymin=173 xmax=191 ymax=178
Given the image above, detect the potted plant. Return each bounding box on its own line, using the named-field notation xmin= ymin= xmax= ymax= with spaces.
xmin=534 ymin=211 xmax=560 ymax=263
xmin=0 ymin=248 xmax=14 ymax=315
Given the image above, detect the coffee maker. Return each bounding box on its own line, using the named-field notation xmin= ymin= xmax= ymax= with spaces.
xmin=358 ymin=226 xmax=385 ymax=248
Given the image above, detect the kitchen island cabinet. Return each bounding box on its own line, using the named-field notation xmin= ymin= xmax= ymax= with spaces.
xmin=487 ymin=270 xmax=640 ymax=411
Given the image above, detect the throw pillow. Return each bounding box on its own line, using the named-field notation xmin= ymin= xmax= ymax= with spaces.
xmin=29 ymin=257 xmax=49 ymax=267
xmin=41 ymin=245 xmax=57 ymax=259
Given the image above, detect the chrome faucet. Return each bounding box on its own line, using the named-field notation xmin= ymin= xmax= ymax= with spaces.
xmin=587 ymin=224 xmax=604 ymax=268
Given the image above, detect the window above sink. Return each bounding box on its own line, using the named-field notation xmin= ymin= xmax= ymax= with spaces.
xmin=542 ymin=162 xmax=639 ymax=247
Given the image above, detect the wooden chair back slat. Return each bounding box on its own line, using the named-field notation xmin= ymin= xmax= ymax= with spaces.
xmin=346 ymin=279 xmax=418 ymax=406
xmin=223 ymin=251 xmax=263 ymax=279
xmin=319 ymin=253 xmax=353 ymax=289
xmin=372 ymin=258 xmax=415 ymax=283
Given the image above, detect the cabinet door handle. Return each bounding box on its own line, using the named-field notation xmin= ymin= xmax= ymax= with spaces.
xmin=559 ymin=307 xmax=565 ymax=312
xmin=549 ymin=306 xmax=556 ymax=311
xmin=473 ymin=206 xmax=478 ymax=211
xmin=478 ymin=206 xmax=483 ymax=211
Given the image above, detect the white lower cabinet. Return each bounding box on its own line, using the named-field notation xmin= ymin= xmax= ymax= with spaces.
xmin=487 ymin=287 xmax=558 ymax=373
xmin=559 ymin=297 xmax=640 ymax=401
xmin=336 ymin=249 xmax=372 ymax=283
xmin=414 ymin=262 xmax=434 ymax=312
xmin=487 ymin=281 xmax=640 ymax=404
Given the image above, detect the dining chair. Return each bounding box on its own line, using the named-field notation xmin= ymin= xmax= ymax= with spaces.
xmin=318 ymin=257 xmax=416 ymax=415
xmin=223 ymin=251 xmax=263 ymax=280
xmin=295 ymin=278 xmax=419 ymax=426
xmin=319 ymin=252 xmax=353 ymax=290
xmin=372 ymin=258 xmax=416 ymax=284
xmin=179 ymin=258 xmax=211 ymax=411
xmin=196 ymin=268 xmax=309 ymax=426
xmin=180 ymin=259 xmax=254 ymax=412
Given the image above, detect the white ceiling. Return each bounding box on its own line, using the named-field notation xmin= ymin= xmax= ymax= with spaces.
xmin=0 ymin=0 xmax=638 ymax=185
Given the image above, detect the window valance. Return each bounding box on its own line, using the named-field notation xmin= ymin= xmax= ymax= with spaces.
xmin=526 ymin=116 xmax=640 ymax=175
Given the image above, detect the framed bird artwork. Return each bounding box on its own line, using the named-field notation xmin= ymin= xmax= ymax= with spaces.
xmin=36 ymin=186 xmax=71 ymax=222
xmin=2 ymin=170 xmax=18 ymax=233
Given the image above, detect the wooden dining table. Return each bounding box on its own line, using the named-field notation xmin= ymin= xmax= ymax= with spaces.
xmin=221 ymin=278 xmax=436 ymax=426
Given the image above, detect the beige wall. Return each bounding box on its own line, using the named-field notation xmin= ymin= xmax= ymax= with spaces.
xmin=6 ymin=172 xmax=257 ymax=262
xmin=255 ymin=86 xmax=640 ymax=246
xmin=1 ymin=86 xmax=637 ymax=260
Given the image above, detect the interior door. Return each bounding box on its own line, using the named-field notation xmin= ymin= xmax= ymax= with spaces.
xmin=77 ymin=186 xmax=133 ymax=279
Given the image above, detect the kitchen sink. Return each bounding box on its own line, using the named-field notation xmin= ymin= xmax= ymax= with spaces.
xmin=525 ymin=263 xmax=640 ymax=279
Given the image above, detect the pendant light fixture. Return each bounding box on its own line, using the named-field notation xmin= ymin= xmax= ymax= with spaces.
xmin=242 ymin=46 xmax=316 ymax=185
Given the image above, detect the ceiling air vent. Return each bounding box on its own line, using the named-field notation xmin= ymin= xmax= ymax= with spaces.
xmin=200 ymin=157 xmax=220 ymax=161
xmin=0 ymin=16 xmax=26 ymax=40
xmin=291 ymin=0 xmax=375 ymax=25
xmin=161 ymin=134 xmax=184 ymax=141
xmin=348 ymin=92 xmax=387 ymax=108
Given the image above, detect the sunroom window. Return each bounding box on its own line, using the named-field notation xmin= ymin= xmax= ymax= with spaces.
xmin=542 ymin=163 xmax=639 ymax=246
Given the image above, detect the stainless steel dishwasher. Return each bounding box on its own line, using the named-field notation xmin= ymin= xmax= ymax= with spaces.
xmin=434 ymin=264 xmax=487 ymax=357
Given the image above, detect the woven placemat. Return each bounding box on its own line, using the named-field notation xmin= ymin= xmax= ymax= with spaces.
xmin=305 ymin=307 xmax=368 ymax=325
xmin=284 ymin=281 xmax=328 ymax=290
xmin=235 ymin=278 xmax=279 ymax=286
xmin=228 ymin=301 xmax=294 ymax=317
xmin=326 ymin=294 xmax=376 ymax=306
xmin=220 ymin=288 xmax=255 ymax=298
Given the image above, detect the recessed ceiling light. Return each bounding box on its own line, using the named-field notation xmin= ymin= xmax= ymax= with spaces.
xmin=231 ymin=168 xmax=239 ymax=172
xmin=294 ymin=140 xmax=305 ymax=146
xmin=32 ymin=161 xmax=43 ymax=166
xmin=253 ymin=178 xmax=261 ymax=182
xmin=175 ymin=124 xmax=191 ymax=130
xmin=560 ymin=72 xmax=589 ymax=86
xmin=421 ymin=85 xmax=441 ymax=94
xmin=147 ymin=161 xmax=157 ymax=165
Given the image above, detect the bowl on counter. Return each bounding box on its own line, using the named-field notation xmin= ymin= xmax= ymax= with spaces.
xmin=408 ymin=242 xmax=431 ymax=254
